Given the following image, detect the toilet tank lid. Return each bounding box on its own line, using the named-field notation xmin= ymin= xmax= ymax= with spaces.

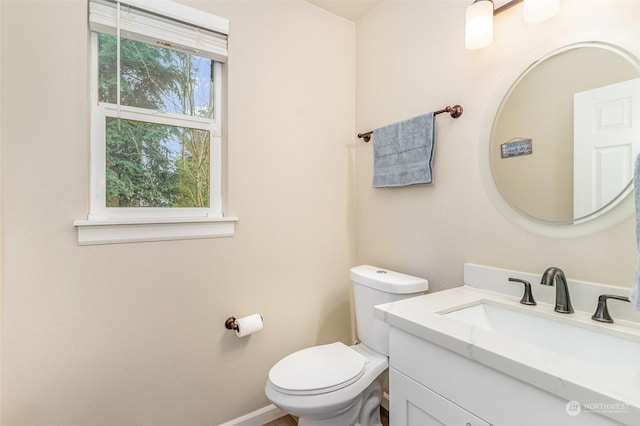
xmin=350 ymin=265 xmax=429 ymax=293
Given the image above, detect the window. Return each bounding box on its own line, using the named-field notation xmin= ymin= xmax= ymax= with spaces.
xmin=75 ymin=0 xmax=236 ymax=245
xmin=94 ymin=33 xmax=220 ymax=216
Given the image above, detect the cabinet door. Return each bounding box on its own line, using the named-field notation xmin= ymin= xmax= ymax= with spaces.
xmin=390 ymin=368 xmax=491 ymax=426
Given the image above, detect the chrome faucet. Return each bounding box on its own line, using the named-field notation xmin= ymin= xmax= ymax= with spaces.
xmin=540 ymin=267 xmax=574 ymax=314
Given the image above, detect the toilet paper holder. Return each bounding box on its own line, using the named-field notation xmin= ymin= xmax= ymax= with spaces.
xmin=224 ymin=316 xmax=240 ymax=331
xmin=224 ymin=314 xmax=264 ymax=338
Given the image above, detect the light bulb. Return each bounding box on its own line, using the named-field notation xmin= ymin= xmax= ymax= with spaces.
xmin=524 ymin=0 xmax=559 ymax=23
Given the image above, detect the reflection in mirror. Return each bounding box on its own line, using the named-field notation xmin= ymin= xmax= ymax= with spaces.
xmin=491 ymin=43 xmax=640 ymax=224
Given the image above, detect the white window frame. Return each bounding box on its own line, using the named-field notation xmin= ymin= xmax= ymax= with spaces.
xmin=75 ymin=1 xmax=236 ymax=245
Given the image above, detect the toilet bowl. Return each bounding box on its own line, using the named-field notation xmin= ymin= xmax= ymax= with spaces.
xmin=265 ymin=265 xmax=429 ymax=425
xmin=265 ymin=343 xmax=388 ymax=425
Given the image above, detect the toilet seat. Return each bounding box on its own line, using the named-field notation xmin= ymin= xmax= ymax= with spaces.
xmin=268 ymin=342 xmax=367 ymax=396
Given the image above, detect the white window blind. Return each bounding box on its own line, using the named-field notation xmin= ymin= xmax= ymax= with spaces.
xmin=88 ymin=0 xmax=229 ymax=63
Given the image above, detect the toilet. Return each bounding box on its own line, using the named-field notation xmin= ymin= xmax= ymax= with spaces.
xmin=265 ymin=265 xmax=429 ymax=425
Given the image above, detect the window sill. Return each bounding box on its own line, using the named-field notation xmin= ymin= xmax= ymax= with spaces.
xmin=73 ymin=216 xmax=238 ymax=245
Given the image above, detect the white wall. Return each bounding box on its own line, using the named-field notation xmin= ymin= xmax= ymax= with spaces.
xmin=2 ymin=1 xmax=355 ymax=424
xmin=355 ymin=0 xmax=640 ymax=292
xmin=3 ymin=0 xmax=640 ymax=425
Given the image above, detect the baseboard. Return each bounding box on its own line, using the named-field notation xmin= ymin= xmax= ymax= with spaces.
xmin=218 ymin=404 xmax=286 ymax=426
xmin=219 ymin=393 xmax=390 ymax=426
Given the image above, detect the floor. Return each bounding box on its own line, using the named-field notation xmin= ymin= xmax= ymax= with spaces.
xmin=263 ymin=407 xmax=389 ymax=426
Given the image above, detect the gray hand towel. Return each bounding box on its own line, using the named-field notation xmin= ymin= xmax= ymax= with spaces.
xmin=372 ymin=112 xmax=436 ymax=188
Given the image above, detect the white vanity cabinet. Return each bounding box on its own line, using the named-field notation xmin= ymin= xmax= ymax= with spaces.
xmin=388 ymin=328 xmax=621 ymax=426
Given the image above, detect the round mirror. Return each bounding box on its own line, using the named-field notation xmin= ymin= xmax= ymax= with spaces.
xmin=490 ymin=42 xmax=640 ymax=225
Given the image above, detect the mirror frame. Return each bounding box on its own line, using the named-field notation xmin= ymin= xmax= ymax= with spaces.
xmin=479 ymin=27 xmax=640 ymax=238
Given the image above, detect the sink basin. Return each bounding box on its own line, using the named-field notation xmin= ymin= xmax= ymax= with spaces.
xmin=442 ymin=302 xmax=640 ymax=374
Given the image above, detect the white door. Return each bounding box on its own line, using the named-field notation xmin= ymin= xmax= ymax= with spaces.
xmin=389 ymin=369 xmax=491 ymax=426
xmin=573 ymin=78 xmax=640 ymax=220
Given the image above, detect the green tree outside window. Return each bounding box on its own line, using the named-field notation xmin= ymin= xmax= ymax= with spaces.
xmin=98 ymin=33 xmax=213 ymax=208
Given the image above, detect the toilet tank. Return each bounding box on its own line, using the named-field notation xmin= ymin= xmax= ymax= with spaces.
xmin=350 ymin=265 xmax=429 ymax=356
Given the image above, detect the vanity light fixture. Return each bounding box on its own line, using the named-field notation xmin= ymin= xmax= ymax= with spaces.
xmin=465 ymin=0 xmax=560 ymax=50
xmin=465 ymin=0 xmax=494 ymax=50
xmin=524 ymin=0 xmax=560 ymax=22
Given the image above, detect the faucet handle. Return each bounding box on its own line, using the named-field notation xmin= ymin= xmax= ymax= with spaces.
xmin=509 ymin=277 xmax=536 ymax=306
xmin=591 ymin=294 xmax=630 ymax=323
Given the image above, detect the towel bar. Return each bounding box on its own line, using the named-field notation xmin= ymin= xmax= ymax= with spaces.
xmin=357 ymin=104 xmax=463 ymax=142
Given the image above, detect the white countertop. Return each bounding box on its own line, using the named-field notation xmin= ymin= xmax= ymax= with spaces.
xmin=374 ymin=264 xmax=640 ymax=425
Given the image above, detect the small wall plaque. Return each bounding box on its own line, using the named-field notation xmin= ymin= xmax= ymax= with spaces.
xmin=501 ymin=138 xmax=532 ymax=159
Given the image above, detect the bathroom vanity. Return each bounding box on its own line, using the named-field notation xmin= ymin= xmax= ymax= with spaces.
xmin=375 ymin=264 xmax=640 ymax=426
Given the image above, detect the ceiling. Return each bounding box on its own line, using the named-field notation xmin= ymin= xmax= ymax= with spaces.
xmin=305 ymin=0 xmax=518 ymax=22
xmin=305 ymin=0 xmax=382 ymax=22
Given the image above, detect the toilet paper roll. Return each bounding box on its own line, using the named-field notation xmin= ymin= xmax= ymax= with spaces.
xmin=234 ymin=314 xmax=263 ymax=338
